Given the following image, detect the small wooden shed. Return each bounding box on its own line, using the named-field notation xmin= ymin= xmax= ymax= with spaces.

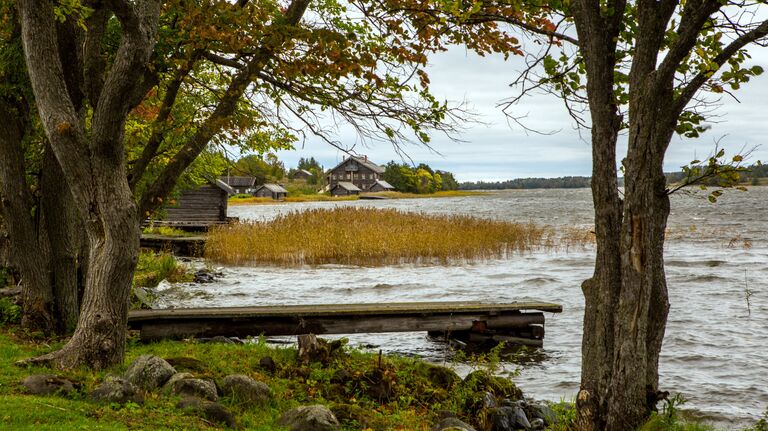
xmin=291 ymin=169 xmax=314 ymax=181
xmin=330 ymin=181 xmax=361 ymax=196
xmin=219 ymin=176 xmax=256 ymax=194
xmin=161 ymin=179 xmax=234 ymax=228
xmin=368 ymin=179 xmax=396 ymax=193
xmin=253 ymin=184 xmax=288 ymax=200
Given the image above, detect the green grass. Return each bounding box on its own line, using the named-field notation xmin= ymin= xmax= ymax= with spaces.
xmin=141 ymin=226 xmax=197 ymax=238
xmin=205 ymin=207 xmax=554 ymax=266
xmin=132 ymin=251 xmax=192 ymax=288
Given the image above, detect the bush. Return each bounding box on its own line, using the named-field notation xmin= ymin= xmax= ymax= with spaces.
xmin=133 ymin=251 xmax=192 ymax=288
xmin=0 ymin=297 xmax=21 ymax=326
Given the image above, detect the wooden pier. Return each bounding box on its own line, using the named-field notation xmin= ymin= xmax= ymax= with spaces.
xmin=128 ymin=301 xmax=562 ymax=346
xmin=140 ymin=234 xmax=206 ymax=257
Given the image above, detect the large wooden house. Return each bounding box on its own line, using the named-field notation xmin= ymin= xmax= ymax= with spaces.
xmin=326 ymin=156 xmax=385 ymax=191
xmin=159 ymin=179 xmax=234 ymax=228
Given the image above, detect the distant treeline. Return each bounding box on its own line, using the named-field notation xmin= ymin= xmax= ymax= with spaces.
xmin=460 ymin=176 xmax=591 ymax=190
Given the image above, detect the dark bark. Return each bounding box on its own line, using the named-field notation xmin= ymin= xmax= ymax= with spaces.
xmin=0 ymin=101 xmax=56 ymax=334
xmin=18 ymin=0 xmax=160 ymax=369
xmin=41 ymin=146 xmax=80 ymax=334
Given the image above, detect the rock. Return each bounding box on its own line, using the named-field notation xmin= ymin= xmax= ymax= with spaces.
xmin=430 ymin=417 xmax=477 ymax=431
xmin=170 ymin=377 xmax=218 ymax=401
xmin=90 ymin=376 xmax=144 ymax=405
xmin=462 ymin=371 xmax=523 ymax=401
xmin=165 ymin=357 xmax=208 ymax=373
xmin=529 ymin=403 xmax=557 ymax=426
xmin=259 ymin=356 xmax=276 ymax=373
xmin=194 ymin=269 xmax=216 ymax=283
xmin=203 ymin=402 xmax=237 ymax=428
xmin=330 ymin=404 xmax=374 ymax=429
xmin=164 ymin=372 xmax=195 ymax=391
xmin=529 ymin=418 xmax=545 ymax=430
xmin=488 ymin=405 xmax=531 ymax=431
xmin=481 ymin=391 xmax=498 ymax=410
xmin=21 ymin=374 xmax=77 ymax=396
xmin=124 ymin=355 xmax=176 ymax=391
xmin=220 ymin=374 xmax=271 ymax=404
xmin=177 ymin=397 xmax=237 ymax=428
xmin=416 ymin=363 xmax=461 ymax=390
xmin=279 ymin=405 xmax=341 ymax=431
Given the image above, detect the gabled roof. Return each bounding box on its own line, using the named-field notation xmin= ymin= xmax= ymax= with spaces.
xmin=294 ymin=169 xmax=313 ymax=176
xmin=372 ymin=179 xmax=395 ymax=190
xmin=203 ymin=176 xmax=235 ymax=195
xmin=219 ymin=176 xmax=256 ymax=188
xmin=255 ymin=183 xmax=288 ymax=193
xmin=333 ymin=182 xmax=362 ymax=192
xmin=328 ymin=156 xmax=385 ymax=174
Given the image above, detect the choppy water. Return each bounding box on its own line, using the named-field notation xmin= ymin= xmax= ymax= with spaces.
xmin=160 ymin=188 xmax=768 ymax=427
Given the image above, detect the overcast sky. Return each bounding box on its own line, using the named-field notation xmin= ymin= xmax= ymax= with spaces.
xmin=274 ymin=45 xmax=768 ymax=182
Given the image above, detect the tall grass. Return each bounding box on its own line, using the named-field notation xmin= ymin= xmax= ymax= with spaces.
xmin=133 ymin=251 xmax=192 ymax=287
xmin=205 ymin=207 xmax=555 ymax=266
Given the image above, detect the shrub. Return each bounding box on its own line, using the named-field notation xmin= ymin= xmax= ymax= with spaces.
xmin=0 ymin=297 xmax=21 ymax=326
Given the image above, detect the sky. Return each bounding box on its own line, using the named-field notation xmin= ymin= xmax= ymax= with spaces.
xmin=273 ymin=45 xmax=768 ymax=183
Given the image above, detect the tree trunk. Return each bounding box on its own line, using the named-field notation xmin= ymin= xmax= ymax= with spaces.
xmin=42 ymin=146 xmax=81 ymax=333
xmin=0 ymin=101 xmax=56 ymax=335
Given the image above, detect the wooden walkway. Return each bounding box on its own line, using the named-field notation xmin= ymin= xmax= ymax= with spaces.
xmin=128 ymin=301 xmax=562 ymax=346
xmin=140 ymin=234 xmax=206 ymax=257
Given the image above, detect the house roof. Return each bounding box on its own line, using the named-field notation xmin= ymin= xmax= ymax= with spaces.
xmin=207 ymin=177 xmax=235 ymax=194
xmin=219 ymin=176 xmax=256 ymax=188
xmin=255 ymin=183 xmax=288 ymax=193
xmin=328 ymin=156 xmax=385 ymax=174
xmin=333 ymin=182 xmax=362 ymax=192
xmin=372 ymin=180 xmax=395 ymax=190
xmin=294 ymin=169 xmax=313 ymax=177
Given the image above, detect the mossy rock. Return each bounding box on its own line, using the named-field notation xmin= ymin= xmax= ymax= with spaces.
xmin=461 ymin=371 xmax=522 ymax=401
xmin=413 ymin=363 xmax=461 ymax=390
xmin=331 ymin=403 xmax=375 ymax=429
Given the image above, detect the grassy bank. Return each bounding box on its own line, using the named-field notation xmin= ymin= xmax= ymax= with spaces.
xmin=0 ymin=325 xmax=556 ymax=430
xmin=205 ymin=208 xmax=553 ymax=266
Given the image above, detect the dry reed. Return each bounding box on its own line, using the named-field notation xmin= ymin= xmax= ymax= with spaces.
xmin=205 ymin=207 xmax=555 ymax=266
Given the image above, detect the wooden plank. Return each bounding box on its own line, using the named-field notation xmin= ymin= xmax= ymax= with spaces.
xmin=134 ymin=311 xmax=547 ymax=341
xmin=128 ymin=301 xmax=562 ymax=321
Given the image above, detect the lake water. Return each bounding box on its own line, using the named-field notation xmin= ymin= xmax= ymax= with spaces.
xmin=159 ymin=188 xmax=768 ymax=427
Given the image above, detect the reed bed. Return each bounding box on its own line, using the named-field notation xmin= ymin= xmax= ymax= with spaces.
xmin=205 ymin=207 xmax=556 ymax=266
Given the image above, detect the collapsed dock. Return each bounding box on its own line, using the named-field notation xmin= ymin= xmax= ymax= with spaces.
xmin=128 ymin=301 xmax=562 ymax=347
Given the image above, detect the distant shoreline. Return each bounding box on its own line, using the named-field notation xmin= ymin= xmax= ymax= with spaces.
xmin=228 ymin=190 xmax=487 ymax=205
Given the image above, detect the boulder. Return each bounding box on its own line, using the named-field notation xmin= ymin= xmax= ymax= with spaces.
xmin=124 ymin=355 xmax=176 ymax=391
xmin=170 ymin=377 xmax=219 ymax=401
xmin=462 ymin=371 xmax=523 ymax=401
xmin=259 ymin=356 xmax=276 ymax=373
xmin=279 ymin=405 xmax=341 ymax=431
xmin=90 ymin=376 xmax=144 ymax=405
xmin=488 ymin=405 xmax=531 ymax=431
xmin=21 ymin=374 xmax=77 ymax=396
xmin=177 ymin=396 xmax=237 ymax=428
xmin=220 ymin=374 xmax=271 ymax=404
xmin=528 ymin=403 xmax=557 ymax=427
xmin=416 ymin=363 xmax=461 ymax=390
xmin=430 ymin=417 xmax=477 ymax=431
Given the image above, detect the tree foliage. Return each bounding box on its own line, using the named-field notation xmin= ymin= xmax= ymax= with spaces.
xmin=382 ymin=161 xmax=457 ymax=193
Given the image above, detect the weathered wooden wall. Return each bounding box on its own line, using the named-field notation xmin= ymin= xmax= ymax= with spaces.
xmin=165 ymin=185 xmax=227 ymax=223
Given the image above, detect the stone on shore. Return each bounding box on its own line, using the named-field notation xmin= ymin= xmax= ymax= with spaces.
xmin=21 ymin=374 xmax=77 ymax=396
xmin=279 ymin=405 xmax=341 ymax=431
xmin=220 ymin=374 xmax=271 ymax=404
xmin=90 ymin=376 xmax=144 ymax=405
xmin=124 ymin=354 xmax=176 ymax=391
xmin=169 ymin=377 xmax=218 ymax=401
xmin=430 ymin=417 xmax=477 ymax=431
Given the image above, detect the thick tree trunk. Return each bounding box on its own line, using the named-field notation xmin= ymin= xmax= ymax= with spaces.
xmin=42 ymin=146 xmax=81 ymax=333
xmin=0 ymin=102 xmax=56 ymax=335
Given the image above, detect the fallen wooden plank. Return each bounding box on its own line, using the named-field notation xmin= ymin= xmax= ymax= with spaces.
xmin=128 ymin=301 xmax=561 ymax=343
xmin=129 ymin=301 xmax=563 ymax=321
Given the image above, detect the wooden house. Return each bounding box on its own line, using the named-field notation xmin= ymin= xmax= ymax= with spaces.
xmin=219 ymin=176 xmax=256 ymax=194
xmin=330 ymin=181 xmax=361 ymax=196
xmin=161 ymin=179 xmax=233 ymax=228
xmin=326 ymin=156 xmax=385 ymax=191
xmin=253 ymin=184 xmax=288 ymax=200
xmin=367 ymin=179 xmax=396 ymax=193
xmin=291 ymin=169 xmax=314 ymax=181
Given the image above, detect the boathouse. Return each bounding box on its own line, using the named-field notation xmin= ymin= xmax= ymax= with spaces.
xmin=253 ymin=184 xmax=288 ymax=200
xmin=160 ymin=178 xmax=233 ymax=228
xmin=368 ymin=179 xmax=396 ymax=193
xmin=326 ymin=156 xmax=385 ymax=191
xmin=218 ymin=176 xmax=256 ymax=194
xmin=330 ymin=181 xmax=361 ymax=196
